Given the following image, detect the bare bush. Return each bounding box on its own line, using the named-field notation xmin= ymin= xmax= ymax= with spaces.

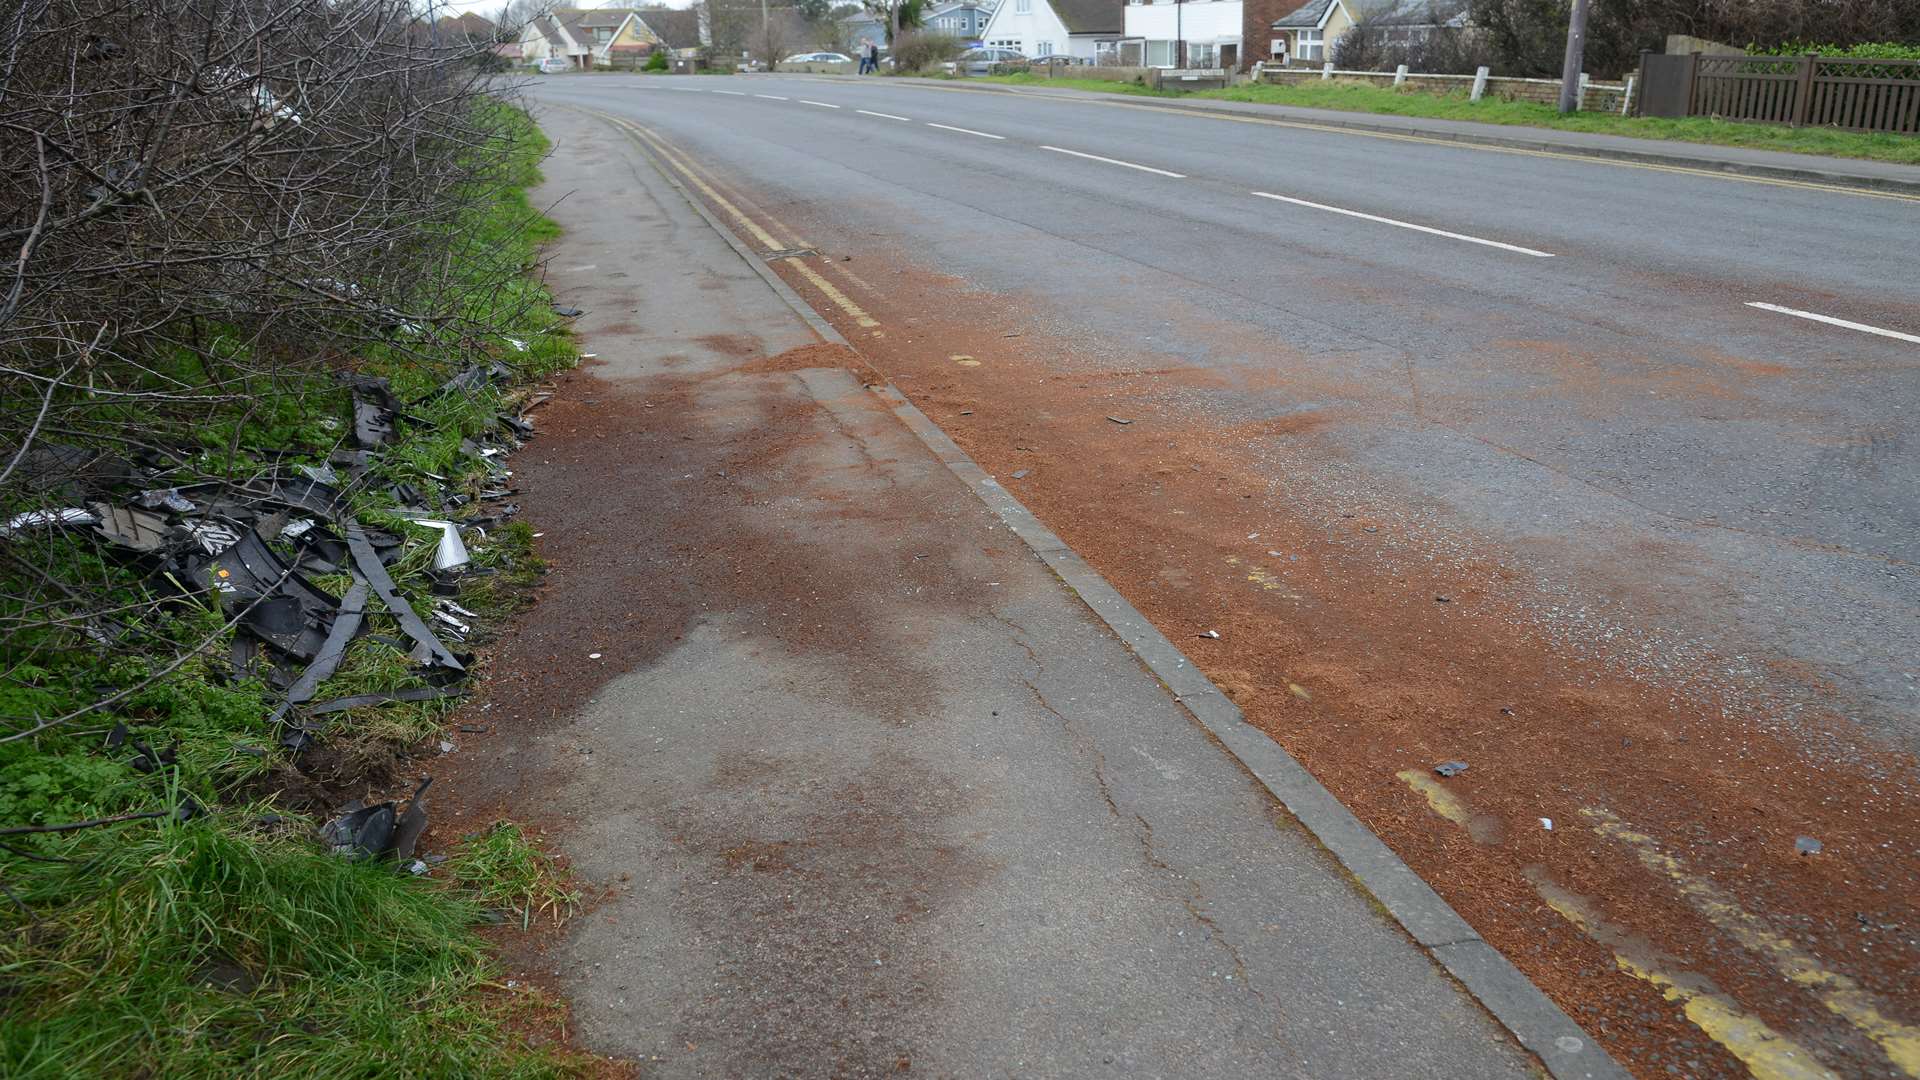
xmin=0 ymin=0 xmax=533 ymax=737
xmin=889 ymin=30 xmax=962 ymax=71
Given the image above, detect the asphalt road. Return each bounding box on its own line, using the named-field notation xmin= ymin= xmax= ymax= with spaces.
xmin=442 ymin=106 xmax=1550 ymax=1079
xmin=513 ymin=75 xmax=1920 ymax=1077
xmin=529 ymin=73 xmax=1919 ymax=749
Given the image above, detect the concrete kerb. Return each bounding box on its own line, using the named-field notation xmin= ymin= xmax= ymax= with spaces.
xmin=580 ymin=105 xmax=1631 ymax=1080
xmin=802 ymin=73 xmax=1920 ymax=197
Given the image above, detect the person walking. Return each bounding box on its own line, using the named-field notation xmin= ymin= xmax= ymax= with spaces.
xmin=856 ymin=38 xmax=873 ymax=74
xmin=865 ymin=38 xmax=881 ymax=74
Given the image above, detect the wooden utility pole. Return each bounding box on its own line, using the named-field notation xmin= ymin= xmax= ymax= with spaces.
xmin=1557 ymin=0 xmax=1589 ymax=113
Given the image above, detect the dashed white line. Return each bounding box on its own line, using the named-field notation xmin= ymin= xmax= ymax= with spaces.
xmin=755 ymin=94 xmax=789 ymax=100
xmin=926 ymin=122 xmax=1004 ymax=140
xmin=800 ymin=99 xmax=841 ymax=108
xmin=1251 ymin=191 xmax=1555 ymax=257
xmin=857 ymin=109 xmax=912 ymax=121
xmin=1040 ymin=145 xmax=1185 ymax=178
xmin=1746 ymin=302 xmax=1920 ymax=345
xmin=668 ymin=87 xmax=702 ymax=92
xmin=712 ymin=89 xmax=747 ymax=96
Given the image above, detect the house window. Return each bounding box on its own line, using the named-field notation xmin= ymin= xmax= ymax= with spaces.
xmin=1034 ymin=40 xmax=1051 ymax=56
xmin=1189 ymin=41 xmax=1216 ymax=66
xmin=594 ymin=28 xmax=611 ymax=42
xmin=1015 ymin=0 xmax=1030 ymax=12
xmin=1144 ymin=39 xmax=1172 ymax=66
xmin=1297 ymin=29 xmax=1323 ymax=60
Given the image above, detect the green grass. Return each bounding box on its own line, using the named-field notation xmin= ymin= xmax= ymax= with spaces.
xmin=975 ymin=71 xmax=1176 ymax=96
xmin=448 ymin=822 xmax=580 ymax=930
xmin=1 ymin=103 xmax=592 ymax=1078
xmin=0 ymin=819 xmax=577 ymax=1079
xmin=975 ymin=73 xmax=1920 ymax=166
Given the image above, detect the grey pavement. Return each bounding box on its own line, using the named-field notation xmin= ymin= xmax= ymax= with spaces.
xmin=463 ymin=102 xmax=1556 ymax=1077
xmin=527 ymin=73 xmax=1920 ymax=754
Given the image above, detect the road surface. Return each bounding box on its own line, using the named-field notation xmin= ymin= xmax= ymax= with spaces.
xmin=524 ymin=73 xmax=1920 ymax=1080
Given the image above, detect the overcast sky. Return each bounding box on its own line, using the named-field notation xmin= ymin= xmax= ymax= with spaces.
xmin=431 ymin=0 xmax=700 ymax=11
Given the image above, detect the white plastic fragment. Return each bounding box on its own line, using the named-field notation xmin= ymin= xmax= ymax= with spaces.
xmin=1539 ymin=817 xmax=1553 ymax=831
xmin=181 ymin=520 xmax=242 ymax=555
xmin=410 ymin=519 xmax=470 ymax=571
xmin=0 ymin=507 xmax=97 ymax=537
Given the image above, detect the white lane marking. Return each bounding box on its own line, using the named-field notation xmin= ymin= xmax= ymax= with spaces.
xmin=800 ymin=99 xmax=841 ymax=108
xmin=712 ymin=89 xmax=747 ymax=96
xmin=857 ymin=109 xmax=912 ymax=121
xmin=927 ymin=122 xmax=1004 ymax=140
xmin=1250 ymin=191 xmax=1555 ymax=258
xmin=755 ymin=94 xmax=790 ymax=100
xmin=1745 ymin=302 xmax=1920 ymax=346
xmin=668 ymin=87 xmax=703 ymax=92
xmin=1040 ymin=145 xmax=1185 ymax=178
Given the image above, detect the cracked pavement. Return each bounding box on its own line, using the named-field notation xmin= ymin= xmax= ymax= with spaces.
xmin=438 ymin=104 xmax=1541 ymax=1078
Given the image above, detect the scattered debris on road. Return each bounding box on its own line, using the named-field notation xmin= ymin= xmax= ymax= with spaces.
xmin=1434 ymin=760 xmax=1470 ymax=778
xmin=1106 ymin=415 xmax=1134 ymax=425
xmin=1796 ymin=836 xmax=1822 ymax=856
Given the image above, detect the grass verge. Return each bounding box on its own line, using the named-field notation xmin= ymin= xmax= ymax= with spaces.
xmin=971 ymin=73 xmax=1920 ymax=166
xmin=1 ymin=103 xmax=592 ymax=1078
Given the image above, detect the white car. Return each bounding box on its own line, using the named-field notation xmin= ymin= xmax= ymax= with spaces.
xmin=536 ymin=57 xmax=571 ymax=74
xmin=784 ymin=51 xmax=853 ymax=63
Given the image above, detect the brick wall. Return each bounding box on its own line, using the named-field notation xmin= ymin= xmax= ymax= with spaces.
xmin=1258 ymin=67 xmax=1632 ymax=112
xmin=1241 ymin=0 xmax=1301 ymax=72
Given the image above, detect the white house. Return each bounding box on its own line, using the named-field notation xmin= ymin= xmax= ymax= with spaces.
xmin=979 ymin=0 xmax=1122 ymax=60
xmin=1119 ymin=0 xmax=1242 ymax=68
xmin=518 ymin=8 xmax=653 ymax=70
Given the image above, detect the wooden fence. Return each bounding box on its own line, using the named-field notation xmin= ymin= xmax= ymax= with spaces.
xmin=1640 ymin=53 xmax=1920 ymax=133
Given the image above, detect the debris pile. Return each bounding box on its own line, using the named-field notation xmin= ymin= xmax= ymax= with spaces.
xmin=3 ymin=364 xmax=546 ymax=857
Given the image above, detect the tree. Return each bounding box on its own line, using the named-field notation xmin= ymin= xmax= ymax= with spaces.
xmin=861 ymin=0 xmax=925 ymax=44
xmin=752 ymin=7 xmax=803 ymax=67
xmin=700 ymin=0 xmax=756 ymax=63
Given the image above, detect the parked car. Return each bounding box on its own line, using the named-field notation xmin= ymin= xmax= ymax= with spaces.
xmin=944 ymin=47 xmax=1026 ymax=75
xmin=784 ymin=51 xmax=853 ymax=63
xmin=1029 ymin=54 xmax=1087 ymax=65
xmin=535 ymin=57 xmax=571 ymax=74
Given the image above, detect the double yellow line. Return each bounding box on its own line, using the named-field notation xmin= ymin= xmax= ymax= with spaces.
xmin=579 ymin=107 xmax=882 ymax=330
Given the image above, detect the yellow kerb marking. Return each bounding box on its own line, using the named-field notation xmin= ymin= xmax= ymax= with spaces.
xmin=614 ymin=119 xmax=782 ymax=249
xmin=1584 ymin=808 xmax=1920 ymax=1076
xmin=824 ymin=258 xmax=876 ymax=292
xmin=1244 ymin=563 xmax=1302 ymax=598
xmin=1537 ymin=887 xmax=1836 ymax=1079
xmin=1395 ymin=769 xmax=1469 ymax=828
xmin=785 ymin=259 xmax=881 ymax=328
xmin=1619 ymin=957 xmax=1839 ymax=1080
xmin=593 ymin=112 xmax=881 ymax=331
